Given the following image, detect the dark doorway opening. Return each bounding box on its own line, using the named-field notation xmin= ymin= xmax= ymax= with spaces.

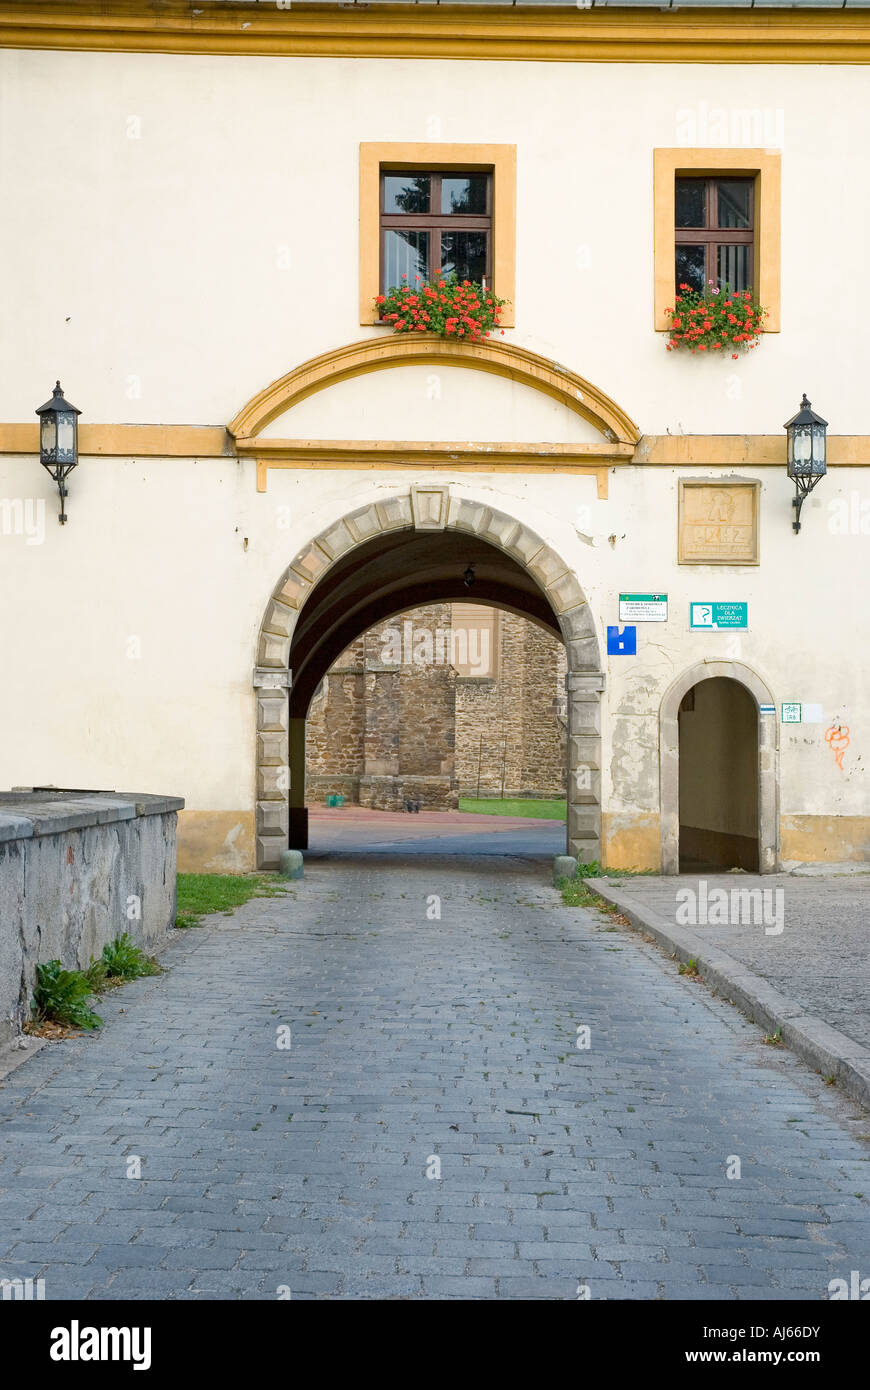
xmin=678 ymin=676 xmax=759 ymax=872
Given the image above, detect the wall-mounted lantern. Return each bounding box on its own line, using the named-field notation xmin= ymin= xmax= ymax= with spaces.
xmin=36 ymin=381 xmax=81 ymax=524
xmin=784 ymin=393 xmax=827 ymax=534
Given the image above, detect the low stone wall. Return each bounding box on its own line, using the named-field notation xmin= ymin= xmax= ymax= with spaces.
xmin=359 ymin=774 xmax=458 ymax=812
xmin=0 ymin=790 xmax=184 ymax=1052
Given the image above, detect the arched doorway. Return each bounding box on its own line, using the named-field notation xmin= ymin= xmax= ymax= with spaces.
xmin=659 ymin=660 xmax=780 ymax=875
xmin=253 ymin=488 xmax=604 ymax=867
xmin=678 ymin=677 xmax=759 ymax=871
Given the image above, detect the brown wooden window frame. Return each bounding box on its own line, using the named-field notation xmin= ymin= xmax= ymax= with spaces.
xmin=379 ymin=169 xmax=493 ymax=297
xmin=674 ymin=175 xmax=754 ymax=294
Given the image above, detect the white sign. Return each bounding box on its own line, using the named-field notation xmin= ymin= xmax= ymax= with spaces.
xmin=618 ymin=593 xmax=667 ymax=622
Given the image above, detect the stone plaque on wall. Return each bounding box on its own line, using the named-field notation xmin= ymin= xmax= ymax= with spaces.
xmin=678 ymin=479 xmax=760 ymax=565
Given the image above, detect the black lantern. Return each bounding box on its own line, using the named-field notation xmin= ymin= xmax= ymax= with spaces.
xmin=36 ymin=381 xmax=81 ymax=524
xmin=784 ymin=393 xmax=827 ymax=534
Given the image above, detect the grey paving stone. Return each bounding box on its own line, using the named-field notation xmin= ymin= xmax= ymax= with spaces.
xmin=0 ymin=854 xmax=868 ymax=1301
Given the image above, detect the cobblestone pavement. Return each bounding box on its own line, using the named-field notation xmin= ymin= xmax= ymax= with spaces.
xmin=596 ymin=873 xmax=870 ymax=1051
xmin=1 ymin=856 xmax=869 ymax=1301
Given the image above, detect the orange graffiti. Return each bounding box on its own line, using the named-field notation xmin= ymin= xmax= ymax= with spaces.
xmin=824 ymin=723 xmax=850 ymax=770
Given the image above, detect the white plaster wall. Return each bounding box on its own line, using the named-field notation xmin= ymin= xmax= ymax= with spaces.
xmin=0 ymin=451 xmax=866 ymax=824
xmin=0 ymin=48 xmax=867 ymax=432
xmin=260 ymin=368 xmax=605 ymax=443
xmin=0 ymin=45 xmax=866 ymax=845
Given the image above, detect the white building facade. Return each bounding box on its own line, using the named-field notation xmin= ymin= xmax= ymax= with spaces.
xmin=0 ymin=1 xmax=867 ymax=874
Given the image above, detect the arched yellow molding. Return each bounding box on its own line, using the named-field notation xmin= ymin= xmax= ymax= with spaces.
xmin=228 ymin=335 xmax=641 ymax=448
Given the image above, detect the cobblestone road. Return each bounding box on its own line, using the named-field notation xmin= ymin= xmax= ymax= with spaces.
xmin=1 ymin=855 xmax=869 ymax=1300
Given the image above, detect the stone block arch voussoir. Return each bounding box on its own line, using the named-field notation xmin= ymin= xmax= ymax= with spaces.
xmin=253 ymin=489 xmax=604 ymax=867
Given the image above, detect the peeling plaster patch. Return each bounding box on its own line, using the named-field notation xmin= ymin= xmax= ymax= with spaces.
xmin=609 ymin=714 xmax=659 ymax=811
xmin=613 ymin=651 xmax=676 ymax=717
xmin=206 ymin=821 xmax=247 ymax=873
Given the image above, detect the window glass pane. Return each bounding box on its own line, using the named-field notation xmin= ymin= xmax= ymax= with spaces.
xmin=717 ymin=243 xmax=750 ymax=294
xmin=717 ymin=179 xmax=751 ymax=229
xmin=384 ymin=229 xmax=429 ymax=289
xmin=441 ymin=175 xmax=487 ymax=215
xmin=675 ymin=179 xmax=706 ymax=228
xmin=675 ymin=244 xmax=705 ymax=295
xmin=441 ymin=231 xmax=487 ymax=283
xmin=56 ymin=415 xmax=76 ymax=456
xmin=383 ymin=175 xmax=430 ymax=214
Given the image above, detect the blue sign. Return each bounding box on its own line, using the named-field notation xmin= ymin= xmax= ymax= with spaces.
xmin=607 ymin=625 xmax=637 ymax=655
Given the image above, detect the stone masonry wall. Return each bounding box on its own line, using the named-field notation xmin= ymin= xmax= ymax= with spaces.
xmin=306 ymin=604 xmax=565 ymax=808
xmin=454 ymin=612 xmax=566 ymax=798
xmin=0 ymin=791 xmax=183 ymax=1053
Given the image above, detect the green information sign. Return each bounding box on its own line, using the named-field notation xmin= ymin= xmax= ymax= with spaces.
xmin=690 ymin=602 xmax=748 ymax=630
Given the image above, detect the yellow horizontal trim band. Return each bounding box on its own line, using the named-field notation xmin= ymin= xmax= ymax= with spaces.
xmin=237 ymin=438 xmax=634 ymax=462
xmin=0 ymin=423 xmax=231 ymax=457
xmin=0 ymin=424 xmax=865 ymax=467
xmin=639 ymin=435 xmax=868 ymax=465
xmin=5 ymin=3 xmax=870 ymax=64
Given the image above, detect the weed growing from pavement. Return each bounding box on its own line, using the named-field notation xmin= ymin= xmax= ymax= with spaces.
xmin=30 ymin=961 xmax=104 ymax=1030
xmin=96 ymin=934 xmax=161 ymax=984
xmin=28 ymin=935 xmax=164 ymax=1034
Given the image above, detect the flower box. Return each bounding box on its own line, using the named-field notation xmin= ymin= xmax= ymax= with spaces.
xmin=665 ymin=281 xmax=766 ymax=357
xmin=377 ymin=273 xmax=507 ymax=340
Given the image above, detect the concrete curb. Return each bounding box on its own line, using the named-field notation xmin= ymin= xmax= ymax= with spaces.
xmin=586 ymin=877 xmax=870 ymax=1112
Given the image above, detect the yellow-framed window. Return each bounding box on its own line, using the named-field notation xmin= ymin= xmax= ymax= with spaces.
xmin=654 ymin=148 xmax=781 ymax=332
xmin=360 ymin=142 xmax=516 ymax=327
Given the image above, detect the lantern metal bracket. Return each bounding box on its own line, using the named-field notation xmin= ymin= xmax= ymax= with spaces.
xmin=791 ymin=473 xmax=824 ymax=534
xmin=41 ymin=463 xmax=76 ymax=525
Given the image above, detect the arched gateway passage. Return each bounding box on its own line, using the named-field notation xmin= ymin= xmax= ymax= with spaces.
xmin=253 ymin=488 xmax=604 ymax=866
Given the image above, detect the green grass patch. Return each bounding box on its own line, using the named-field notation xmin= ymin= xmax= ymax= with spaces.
xmin=558 ymin=863 xmax=604 ymax=907
xmin=176 ymin=872 xmax=289 ymax=928
xmin=559 ymin=876 xmax=602 ymax=909
xmin=558 ymin=858 xmax=657 ymax=910
xmin=459 ymin=797 xmax=566 ymax=820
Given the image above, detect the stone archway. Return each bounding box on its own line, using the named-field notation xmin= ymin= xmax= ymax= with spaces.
xmin=659 ymin=659 xmax=780 ymax=875
xmin=254 ymin=487 xmax=604 ymax=867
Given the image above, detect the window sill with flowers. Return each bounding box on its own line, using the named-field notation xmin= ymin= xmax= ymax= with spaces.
xmin=375 ymin=274 xmax=507 ymax=340
xmin=665 ymin=281 xmax=766 ymax=357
